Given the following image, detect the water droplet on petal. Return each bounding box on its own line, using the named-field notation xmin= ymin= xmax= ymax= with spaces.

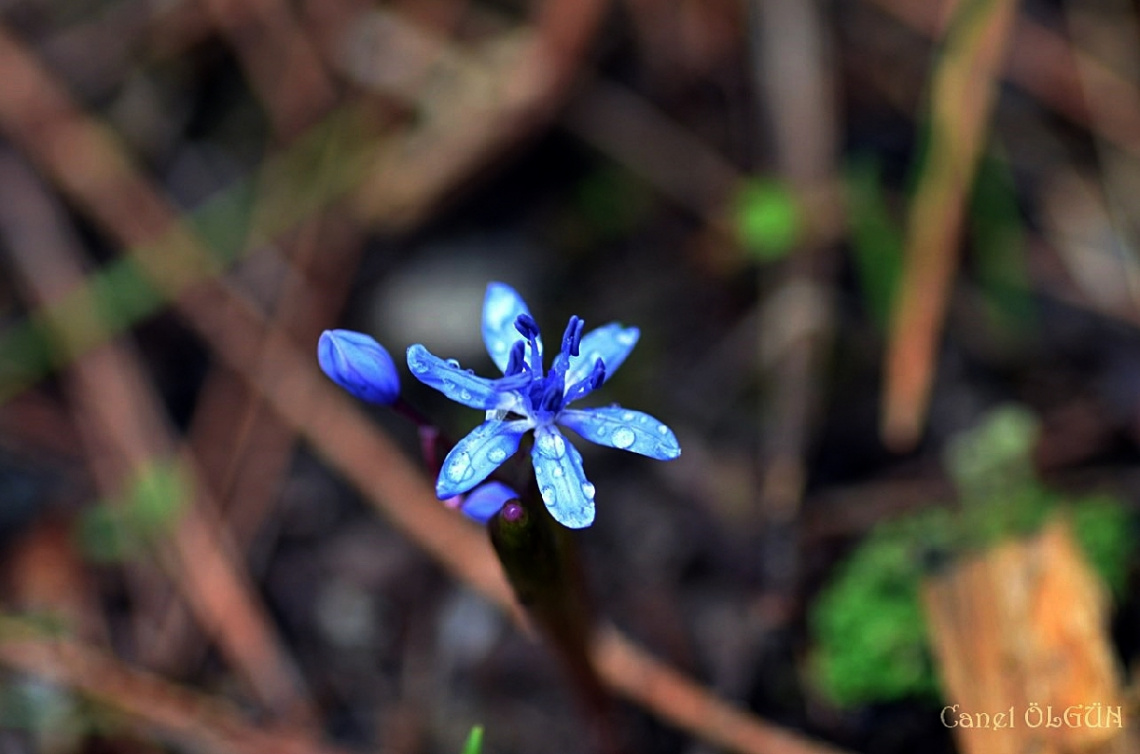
xmin=487 ymin=448 xmax=507 ymax=463
xmin=411 ymin=359 xmax=429 ymax=374
xmin=538 ymin=431 xmax=565 ymax=456
xmin=622 ymin=411 xmax=634 ymax=421
xmin=657 ymin=424 xmax=668 ymax=434
xmin=460 ymin=389 xmax=472 ymax=401
xmin=540 ymin=486 xmax=555 ymax=504
xmin=446 ymin=452 xmax=472 ymax=481
xmin=581 ymin=482 xmax=595 ymax=499
xmin=612 ymin=427 xmax=635 ymax=449
xmin=446 ymin=358 xmax=460 ymax=369
xmin=552 ymin=466 xmax=564 ymax=478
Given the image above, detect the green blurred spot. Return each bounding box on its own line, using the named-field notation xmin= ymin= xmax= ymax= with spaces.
xmin=845 ymin=156 xmax=904 ymax=327
xmin=575 ymin=165 xmax=651 ymax=239
xmin=970 ymin=152 xmax=1034 ymax=333
xmin=75 ymin=459 xmax=190 ymax=563
xmin=734 ymin=178 xmax=801 ymax=261
xmin=811 ymin=405 xmax=1135 ymax=707
xmin=944 ymin=404 xmax=1038 ymax=500
xmin=1071 ymin=495 xmax=1134 ymax=598
xmin=461 ymin=725 xmax=484 ymax=754
xmin=0 ymin=679 xmax=77 ymax=733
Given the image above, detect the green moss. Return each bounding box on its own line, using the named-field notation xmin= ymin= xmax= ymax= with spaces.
xmin=809 ymin=406 xmax=1135 ymax=707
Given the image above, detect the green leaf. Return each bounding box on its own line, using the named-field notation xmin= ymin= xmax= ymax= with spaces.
xmin=461 ymin=725 xmax=484 ymax=754
xmin=969 ymin=152 xmax=1033 ymax=332
xmin=734 ymin=178 xmax=801 ymax=261
xmin=844 ymin=156 xmax=904 ymax=327
xmin=1071 ymin=495 xmax=1135 ymax=598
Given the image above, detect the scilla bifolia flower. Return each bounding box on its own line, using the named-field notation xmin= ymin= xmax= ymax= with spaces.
xmin=318 ymin=329 xmax=400 ymax=404
xmin=407 ymin=282 xmax=680 ymax=529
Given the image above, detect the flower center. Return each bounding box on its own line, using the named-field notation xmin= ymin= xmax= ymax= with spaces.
xmin=511 ymin=313 xmax=590 ymax=423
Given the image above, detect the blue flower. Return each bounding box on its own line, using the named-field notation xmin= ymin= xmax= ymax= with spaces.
xmin=457 ymin=481 xmax=520 ymax=524
xmin=406 ymin=282 xmax=680 ymax=529
xmin=318 ymin=329 xmax=400 ymax=404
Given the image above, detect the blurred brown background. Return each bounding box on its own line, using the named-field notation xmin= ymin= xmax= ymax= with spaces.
xmin=0 ymin=0 xmax=1139 ymax=753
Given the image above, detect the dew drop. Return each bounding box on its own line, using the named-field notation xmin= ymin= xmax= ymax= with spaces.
xmin=581 ymin=482 xmax=595 ymax=499
xmin=612 ymin=427 xmax=635 ymax=449
xmin=538 ymin=431 xmax=565 ymax=455
xmin=540 ymin=486 xmax=556 ymax=504
xmin=459 ymin=389 xmax=472 ymax=401
xmin=622 ymin=411 xmax=634 ymax=421
xmin=656 ymin=424 xmax=668 ymax=434
xmin=446 ymin=358 xmax=461 ymax=369
xmin=487 ymin=448 xmax=507 ymax=463
xmin=552 ymin=466 xmax=564 ymax=478
xmin=411 ymin=359 xmax=429 ymax=374
xmin=446 ymin=452 xmax=472 ymax=481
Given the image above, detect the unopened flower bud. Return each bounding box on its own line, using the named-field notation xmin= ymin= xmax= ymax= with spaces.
xmin=318 ymin=329 xmax=400 ymax=404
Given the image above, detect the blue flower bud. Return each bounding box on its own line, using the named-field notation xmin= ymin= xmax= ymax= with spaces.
xmin=318 ymin=329 xmax=400 ymax=404
xmin=460 ymin=481 xmax=519 ymax=524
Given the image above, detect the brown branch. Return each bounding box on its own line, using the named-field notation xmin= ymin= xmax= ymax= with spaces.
xmin=0 ymin=617 xmax=358 ymax=754
xmin=0 ymin=149 xmax=316 ymax=724
xmin=881 ymin=0 xmax=1020 ymax=449
xmin=867 ymin=0 xmax=1140 ymax=159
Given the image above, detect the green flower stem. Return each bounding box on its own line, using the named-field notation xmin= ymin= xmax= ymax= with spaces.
xmin=488 ymin=490 xmax=623 ymax=754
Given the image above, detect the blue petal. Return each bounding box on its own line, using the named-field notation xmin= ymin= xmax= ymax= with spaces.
xmin=530 ymin=425 xmax=595 ymax=529
xmin=558 ymin=407 xmax=681 ymax=460
xmin=565 ymin=323 xmax=639 ymax=390
xmin=437 ymin=420 xmax=530 ymax=497
xmin=318 ymin=330 xmax=400 ymax=404
xmin=407 ymin=344 xmax=526 ymax=411
xmin=460 ymin=481 xmax=519 ymax=524
xmin=482 ymin=282 xmax=542 ymax=373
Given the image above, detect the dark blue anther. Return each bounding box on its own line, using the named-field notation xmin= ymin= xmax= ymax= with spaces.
xmin=563 ymin=358 xmax=605 ymax=404
xmin=587 ymin=358 xmax=605 ymax=389
xmin=561 ymin=316 xmax=584 ymax=357
xmin=504 ymin=340 xmax=526 ymax=376
xmin=514 ymin=313 xmax=540 ymax=340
